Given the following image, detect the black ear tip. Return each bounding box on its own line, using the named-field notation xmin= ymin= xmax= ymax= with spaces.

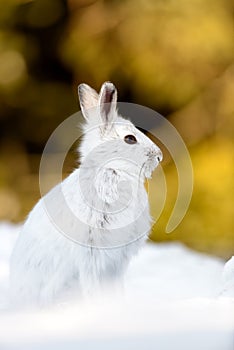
xmin=100 ymin=82 xmax=117 ymax=105
xmin=78 ymin=83 xmax=87 ymax=94
xmin=102 ymin=81 xmax=116 ymax=93
xmin=77 ymin=84 xmax=85 ymax=99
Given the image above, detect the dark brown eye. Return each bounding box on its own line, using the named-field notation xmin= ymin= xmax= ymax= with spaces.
xmin=124 ymin=135 xmax=137 ymax=144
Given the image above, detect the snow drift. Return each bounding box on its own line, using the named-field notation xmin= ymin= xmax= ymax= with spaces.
xmin=0 ymin=222 xmax=233 ymax=350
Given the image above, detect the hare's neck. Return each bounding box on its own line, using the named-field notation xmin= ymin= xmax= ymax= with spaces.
xmin=71 ymin=165 xmax=150 ymax=245
xmin=79 ymin=163 xmax=146 ymax=205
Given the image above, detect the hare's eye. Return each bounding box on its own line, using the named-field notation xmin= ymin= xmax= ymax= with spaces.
xmin=124 ymin=135 xmax=137 ymax=144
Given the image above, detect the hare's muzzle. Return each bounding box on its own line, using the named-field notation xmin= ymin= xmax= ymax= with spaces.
xmin=146 ymin=148 xmax=163 ymax=163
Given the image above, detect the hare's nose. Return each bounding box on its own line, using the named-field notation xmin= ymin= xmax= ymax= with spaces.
xmin=146 ymin=148 xmax=163 ymax=162
xmin=156 ymin=150 xmax=163 ymax=163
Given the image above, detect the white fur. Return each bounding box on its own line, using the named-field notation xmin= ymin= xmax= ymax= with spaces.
xmin=10 ymin=82 xmax=162 ymax=307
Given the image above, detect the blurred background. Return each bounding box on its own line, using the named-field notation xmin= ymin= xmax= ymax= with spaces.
xmin=0 ymin=0 xmax=233 ymax=258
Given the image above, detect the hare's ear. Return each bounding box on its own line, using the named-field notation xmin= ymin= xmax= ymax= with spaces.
xmin=78 ymin=84 xmax=99 ymax=121
xmin=99 ymin=82 xmax=117 ymax=127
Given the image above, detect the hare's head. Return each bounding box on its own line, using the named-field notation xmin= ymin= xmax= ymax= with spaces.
xmin=78 ymin=82 xmax=162 ymax=179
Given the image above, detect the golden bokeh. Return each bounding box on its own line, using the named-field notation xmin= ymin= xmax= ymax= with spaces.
xmin=0 ymin=0 xmax=233 ymax=258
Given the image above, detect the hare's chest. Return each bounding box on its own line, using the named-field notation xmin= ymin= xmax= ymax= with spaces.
xmin=79 ymin=241 xmax=143 ymax=281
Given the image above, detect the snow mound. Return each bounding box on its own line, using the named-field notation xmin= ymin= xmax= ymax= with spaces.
xmin=125 ymin=242 xmax=225 ymax=299
xmin=221 ymin=256 xmax=234 ymax=297
xmin=0 ymin=222 xmax=233 ymax=350
xmin=0 ymin=222 xmax=20 ymax=309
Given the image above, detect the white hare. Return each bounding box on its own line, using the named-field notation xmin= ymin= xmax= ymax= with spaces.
xmin=10 ymin=82 xmax=162 ymax=306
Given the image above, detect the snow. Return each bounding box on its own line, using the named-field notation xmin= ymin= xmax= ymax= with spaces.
xmin=222 ymin=256 xmax=234 ymax=297
xmin=0 ymin=222 xmax=20 ymax=310
xmin=0 ymin=222 xmax=233 ymax=350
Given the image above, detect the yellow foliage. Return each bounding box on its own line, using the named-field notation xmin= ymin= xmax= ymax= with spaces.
xmin=0 ymin=0 xmax=233 ymax=257
xmin=150 ymin=137 xmax=234 ymax=258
